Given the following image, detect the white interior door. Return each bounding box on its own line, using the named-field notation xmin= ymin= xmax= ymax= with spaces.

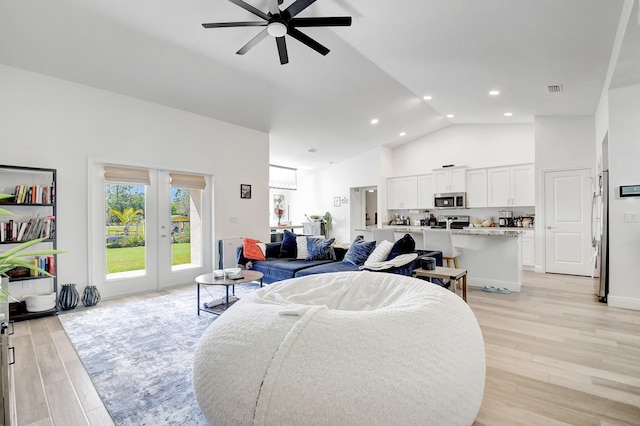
xmin=544 ymin=168 xmax=592 ymax=276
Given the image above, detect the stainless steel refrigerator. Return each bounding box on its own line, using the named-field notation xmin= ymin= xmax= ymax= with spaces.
xmin=592 ymin=170 xmax=609 ymax=303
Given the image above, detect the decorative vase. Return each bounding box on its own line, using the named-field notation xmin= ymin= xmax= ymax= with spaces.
xmin=58 ymin=283 xmax=79 ymax=311
xmin=82 ymin=285 xmax=102 ymax=307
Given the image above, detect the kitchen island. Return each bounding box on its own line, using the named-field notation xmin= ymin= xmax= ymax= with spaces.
xmin=356 ymin=226 xmax=525 ymax=291
xmin=450 ymin=228 xmax=523 ymax=292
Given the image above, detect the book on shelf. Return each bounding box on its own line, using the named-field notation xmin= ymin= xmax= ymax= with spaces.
xmin=0 ymin=215 xmax=55 ymax=242
xmin=12 ymin=184 xmax=55 ymax=204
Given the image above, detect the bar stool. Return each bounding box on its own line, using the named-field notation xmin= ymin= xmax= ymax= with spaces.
xmin=422 ymin=229 xmax=462 ymax=268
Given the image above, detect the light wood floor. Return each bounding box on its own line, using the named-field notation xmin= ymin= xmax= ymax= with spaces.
xmin=13 ymin=272 xmax=640 ymax=425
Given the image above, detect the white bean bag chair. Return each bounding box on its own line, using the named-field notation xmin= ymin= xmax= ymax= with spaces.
xmin=193 ymin=271 xmax=485 ymax=425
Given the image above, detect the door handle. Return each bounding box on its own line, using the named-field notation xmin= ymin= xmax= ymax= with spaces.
xmin=161 ymin=234 xmax=168 ymax=238
xmin=546 ymin=226 xmax=554 ymax=229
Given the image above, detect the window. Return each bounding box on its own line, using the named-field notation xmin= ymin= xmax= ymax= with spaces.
xmin=170 ymin=173 xmax=205 ymax=270
xmin=104 ymin=166 xmax=150 ymax=278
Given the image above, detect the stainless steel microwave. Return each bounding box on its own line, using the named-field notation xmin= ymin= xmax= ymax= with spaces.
xmin=434 ymin=192 xmax=466 ymax=209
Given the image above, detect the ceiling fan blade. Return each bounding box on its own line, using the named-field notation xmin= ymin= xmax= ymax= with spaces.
xmin=227 ymin=0 xmax=270 ymax=20
xmin=283 ymin=0 xmax=317 ymax=18
xmin=202 ymin=21 xmax=267 ymax=28
xmin=287 ymin=27 xmax=329 ymax=56
xmin=236 ymin=28 xmax=269 ymax=55
xmin=266 ymin=0 xmax=280 ymax=16
xmin=289 ymin=17 xmax=352 ymax=27
xmin=276 ymin=36 xmax=289 ymax=65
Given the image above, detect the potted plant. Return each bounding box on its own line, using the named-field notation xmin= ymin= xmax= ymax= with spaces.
xmin=0 ymin=238 xmax=65 ymax=303
xmin=323 ymin=211 xmax=333 ymax=237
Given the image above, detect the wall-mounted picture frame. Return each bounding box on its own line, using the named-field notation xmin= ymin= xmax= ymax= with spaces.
xmin=240 ymin=184 xmax=252 ymax=199
xmin=334 ymin=196 xmax=341 ymax=207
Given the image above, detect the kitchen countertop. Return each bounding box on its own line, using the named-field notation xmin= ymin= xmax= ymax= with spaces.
xmin=451 ymin=228 xmax=525 ymax=237
xmin=356 ymin=226 xmax=533 ymax=235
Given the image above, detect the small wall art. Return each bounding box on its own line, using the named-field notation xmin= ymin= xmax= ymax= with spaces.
xmin=240 ymin=184 xmax=252 ymax=199
xmin=334 ymin=196 xmax=341 ymax=207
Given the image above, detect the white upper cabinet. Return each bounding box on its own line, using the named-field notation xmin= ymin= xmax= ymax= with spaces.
xmin=511 ymin=164 xmax=535 ymax=206
xmin=466 ymin=169 xmax=488 ymax=208
xmin=433 ymin=167 xmax=467 ymax=193
xmin=487 ymin=164 xmax=535 ymax=207
xmin=417 ymin=174 xmax=435 ymax=208
xmin=387 ymin=176 xmax=418 ymax=209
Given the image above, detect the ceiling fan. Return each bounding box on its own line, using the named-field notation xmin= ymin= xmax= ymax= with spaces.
xmin=202 ymin=0 xmax=352 ymax=65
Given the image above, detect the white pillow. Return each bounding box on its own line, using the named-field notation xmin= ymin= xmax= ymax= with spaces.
xmin=364 ymin=240 xmax=394 ymax=266
xmin=296 ymin=236 xmax=308 ymax=260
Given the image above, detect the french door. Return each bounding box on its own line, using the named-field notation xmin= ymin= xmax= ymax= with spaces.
xmin=90 ymin=163 xmax=213 ymax=299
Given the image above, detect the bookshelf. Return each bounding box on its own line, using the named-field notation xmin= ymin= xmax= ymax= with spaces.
xmin=0 ymin=164 xmax=58 ymax=321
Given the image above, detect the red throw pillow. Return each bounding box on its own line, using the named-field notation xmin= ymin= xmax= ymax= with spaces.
xmin=243 ymin=238 xmax=266 ymax=261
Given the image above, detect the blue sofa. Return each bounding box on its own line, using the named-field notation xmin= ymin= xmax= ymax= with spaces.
xmin=236 ymin=240 xmax=443 ymax=285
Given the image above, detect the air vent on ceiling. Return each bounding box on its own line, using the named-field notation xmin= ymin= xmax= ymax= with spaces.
xmin=547 ymin=84 xmax=564 ymax=93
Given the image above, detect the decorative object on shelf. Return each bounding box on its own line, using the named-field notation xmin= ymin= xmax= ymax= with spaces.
xmin=273 ymin=194 xmax=285 ymax=222
xmin=24 ymin=292 xmax=56 ymax=312
xmin=275 ymin=207 xmax=285 ymax=225
xmin=240 ymin=184 xmax=251 ymax=199
xmin=82 ymin=285 xmax=102 ymax=307
xmin=59 ymin=283 xmax=79 ymax=311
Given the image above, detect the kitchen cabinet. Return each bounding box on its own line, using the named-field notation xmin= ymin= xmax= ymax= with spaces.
xmin=487 ymin=164 xmax=534 ymax=207
xmin=417 ymin=174 xmax=434 ymax=208
xmin=466 ymin=169 xmax=488 ymax=208
xmin=522 ymin=230 xmax=535 ymax=270
xmin=434 ymin=167 xmax=466 ymax=193
xmin=387 ymin=176 xmax=417 ymax=209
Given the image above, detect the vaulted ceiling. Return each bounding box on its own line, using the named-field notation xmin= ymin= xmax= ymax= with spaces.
xmin=0 ymin=0 xmax=632 ymax=173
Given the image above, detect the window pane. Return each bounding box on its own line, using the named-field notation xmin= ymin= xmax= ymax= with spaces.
xmin=105 ymin=184 xmax=146 ymax=276
xmin=171 ymin=188 xmax=202 ymax=269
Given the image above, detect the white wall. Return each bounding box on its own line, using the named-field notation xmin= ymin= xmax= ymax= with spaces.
xmin=294 ymin=147 xmax=385 ymax=242
xmin=607 ymin=84 xmax=640 ymax=309
xmin=392 ymin=124 xmax=535 ymax=175
xmin=534 ymin=115 xmax=596 ymax=273
xmin=535 ymin=116 xmax=596 ymax=171
xmin=0 ymin=65 xmax=269 ymax=294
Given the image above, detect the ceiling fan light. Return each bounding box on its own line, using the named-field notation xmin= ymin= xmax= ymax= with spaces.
xmin=267 ymin=22 xmax=287 ymax=37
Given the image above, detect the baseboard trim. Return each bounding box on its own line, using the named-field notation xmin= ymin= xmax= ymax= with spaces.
xmin=467 ymin=277 xmax=521 ymax=292
xmin=607 ymin=295 xmax=640 ymax=311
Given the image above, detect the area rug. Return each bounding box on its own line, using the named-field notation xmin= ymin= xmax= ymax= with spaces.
xmin=59 ymin=283 xmax=261 ymax=425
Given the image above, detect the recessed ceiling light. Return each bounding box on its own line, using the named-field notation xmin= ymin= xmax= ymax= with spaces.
xmin=370 ymin=118 xmax=379 ymax=125
xmin=504 ymin=112 xmax=513 ymax=117
xmin=489 ymin=90 xmax=500 ymax=96
xmin=399 ymin=132 xmax=406 ymax=137
xmin=308 ymin=148 xmax=317 ymax=153
xmin=423 ymin=95 xmax=433 ymax=100
xmin=446 ymin=114 xmax=454 ymax=118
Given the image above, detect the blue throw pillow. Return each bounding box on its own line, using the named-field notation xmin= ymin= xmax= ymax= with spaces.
xmin=387 ymin=233 xmax=416 ymax=261
xmin=306 ymin=237 xmax=336 ymax=261
xmin=344 ymin=236 xmax=376 ymax=266
xmin=280 ymin=229 xmax=299 ymax=258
